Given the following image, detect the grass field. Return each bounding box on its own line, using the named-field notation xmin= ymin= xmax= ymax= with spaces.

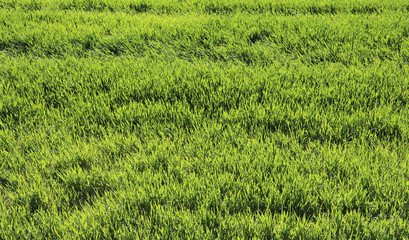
xmin=1 ymin=0 xmax=409 ymax=239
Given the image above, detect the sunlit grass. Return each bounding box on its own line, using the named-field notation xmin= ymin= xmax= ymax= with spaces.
xmin=1 ymin=0 xmax=409 ymax=238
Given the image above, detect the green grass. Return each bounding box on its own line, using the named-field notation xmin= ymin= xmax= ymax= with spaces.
xmin=1 ymin=0 xmax=409 ymax=239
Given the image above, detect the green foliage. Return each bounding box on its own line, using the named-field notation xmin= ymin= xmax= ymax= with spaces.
xmin=1 ymin=0 xmax=409 ymax=239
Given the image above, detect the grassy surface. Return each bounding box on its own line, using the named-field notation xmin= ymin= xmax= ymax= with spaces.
xmin=1 ymin=0 xmax=409 ymax=239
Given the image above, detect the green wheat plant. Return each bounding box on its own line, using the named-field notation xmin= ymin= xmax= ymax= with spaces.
xmin=1 ymin=0 xmax=409 ymax=239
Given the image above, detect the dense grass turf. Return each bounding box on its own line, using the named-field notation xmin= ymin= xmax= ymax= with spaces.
xmin=1 ymin=0 xmax=409 ymax=239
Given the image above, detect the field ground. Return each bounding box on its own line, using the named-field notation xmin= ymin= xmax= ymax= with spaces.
xmin=1 ymin=0 xmax=409 ymax=239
